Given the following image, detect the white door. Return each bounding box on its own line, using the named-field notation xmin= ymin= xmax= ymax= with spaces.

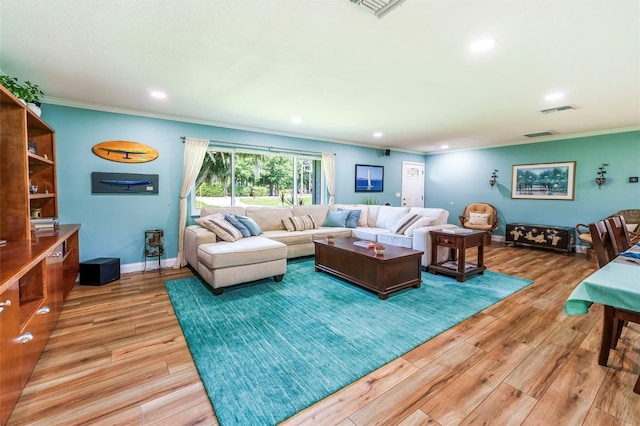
xmin=401 ymin=162 xmax=425 ymax=207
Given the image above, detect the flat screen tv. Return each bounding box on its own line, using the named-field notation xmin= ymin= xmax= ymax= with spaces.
xmin=355 ymin=164 xmax=384 ymax=192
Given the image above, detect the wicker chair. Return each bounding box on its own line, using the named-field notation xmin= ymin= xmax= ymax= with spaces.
xmin=458 ymin=202 xmax=498 ymax=245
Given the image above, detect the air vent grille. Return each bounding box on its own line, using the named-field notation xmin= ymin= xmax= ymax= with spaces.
xmin=523 ymin=131 xmax=556 ymax=138
xmin=539 ymin=105 xmax=577 ymax=114
xmin=349 ymin=0 xmax=406 ymax=18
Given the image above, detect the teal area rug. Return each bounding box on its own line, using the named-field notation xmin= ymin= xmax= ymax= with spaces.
xmin=165 ymin=258 xmax=532 ymax=425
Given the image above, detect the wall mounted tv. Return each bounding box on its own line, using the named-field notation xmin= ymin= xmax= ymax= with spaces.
xmin=355 ymin=164 xmax=384 ymax=192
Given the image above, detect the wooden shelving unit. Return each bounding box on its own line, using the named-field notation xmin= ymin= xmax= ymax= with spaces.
xmin=0 ymin=84 xmax=79 ymax=425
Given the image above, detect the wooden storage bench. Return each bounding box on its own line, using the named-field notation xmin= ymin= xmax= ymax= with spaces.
xmin=505 ymin=222 xmax=575 ymax=255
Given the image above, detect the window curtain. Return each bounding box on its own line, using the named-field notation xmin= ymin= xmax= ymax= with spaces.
xmin=173 ymin=137 xmax=210 ymax=268
xmin=322 ymin=153 xmax=335 ymax=205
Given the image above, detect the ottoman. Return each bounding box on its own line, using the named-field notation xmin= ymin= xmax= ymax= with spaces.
xmin=197 ymin=236 xmax=287 ymax=294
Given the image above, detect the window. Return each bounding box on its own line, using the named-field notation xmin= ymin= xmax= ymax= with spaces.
xmin=192 ymin=147 xmax=322 ymax=214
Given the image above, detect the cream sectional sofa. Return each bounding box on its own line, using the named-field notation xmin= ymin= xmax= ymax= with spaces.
xmin=184 ymin=204 xmax=455 ymax=294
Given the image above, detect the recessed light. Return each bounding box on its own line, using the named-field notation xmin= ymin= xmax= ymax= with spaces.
xmin=440 ymin=144 xmax=449 ymax=150
xmin=150 ymin=90 xmax=167 ymax=99
xmin=291 ymin=116 xmax=302 ymax=124
xmin=545 ymin=92 xmax=565 ymax=101
xmin=373 ymin=132 xmax=383 ymax=138
xmin=470 ymin=38 xmax=496 ymax=53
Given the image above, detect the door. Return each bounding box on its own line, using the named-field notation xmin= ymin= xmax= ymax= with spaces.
xmin=401 ymin=162 xmax=425 ymax=207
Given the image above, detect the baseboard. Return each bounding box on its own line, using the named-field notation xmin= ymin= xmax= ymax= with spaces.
xmin=120 ymin=257 xmax=178 ymax=274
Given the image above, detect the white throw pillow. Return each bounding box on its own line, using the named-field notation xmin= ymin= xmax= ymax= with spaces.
xmin=468 ymin=212 xmax=490 ymax=226
xmin=375 ymin=206 xmax=409 ymax=230
xmin=404 ymin=216 xmax=437 ymax=236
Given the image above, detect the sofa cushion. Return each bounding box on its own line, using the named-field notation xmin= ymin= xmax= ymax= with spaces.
xmin=201 ymin=206 xmax=247 ymax=217
xmin=376 ymin=206 xmax=410 ymax=230
xmin=312 ymin=228 xmax=353 ymax=239
xmin=323 ymin=210 xmax=350 ymax=227
xmin=390 ymin=213 xmax=420 ymax=234
xmin=408 ymin=207 xmax=449 ymax=224
xmin=225 ymin=214 xmax=251 ymax=237
xmin=246 ymin=207 xmax=292 ymax=231
xmin=331 ymin=204 xmax=368 ymax=227
xmin=378 ymin=232 xmax=413 ymax=249
xmin=403 ymin=216 xmax=437 ymax=236
xmin=292 ymin=205 xmax=329 ymax=228
xmin=197 ymin=237 xmax=287 ymax=269
xmin=282 ymin=215 xmax=317 ymax=232
xmin=195 ymin=216 xmax=243 ymax=242
xmin=338 ymin=208 xmax=362 ymax=228
xmin=235 ymin=214 xmax=263 ymax=236
xmin=367 ymin=205 xmax=380 ymax=227
xmin=351 ymin=227 xmax=388 ymax=242
xmin=262 ymin=229 xmax=314 ymax=245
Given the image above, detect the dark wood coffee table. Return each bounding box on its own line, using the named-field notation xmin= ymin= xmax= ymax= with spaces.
xmin=313 ymin=236 xmax=423 ymax=300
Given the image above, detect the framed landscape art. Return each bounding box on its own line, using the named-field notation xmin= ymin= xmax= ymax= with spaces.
xmin=511 ymin=161 xmax=576 ymax=200
xmin=355 ymin=164 xmax=384 ymax=192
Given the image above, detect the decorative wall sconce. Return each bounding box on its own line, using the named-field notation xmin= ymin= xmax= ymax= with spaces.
xmin=595 ymin=163 xmax=608 ymax=189
xmin=489 ymin=169 xmax=499 ymax=188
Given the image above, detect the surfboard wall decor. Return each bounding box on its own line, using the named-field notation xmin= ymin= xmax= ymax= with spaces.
xmin=91 ymin=172 xmax=159 ymax=194
xmin=92 ymin=140 xmax=159 ymax=163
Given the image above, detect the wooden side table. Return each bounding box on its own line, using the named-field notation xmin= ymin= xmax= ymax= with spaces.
xmin=428 ymin=229 xmax=486 ymax=282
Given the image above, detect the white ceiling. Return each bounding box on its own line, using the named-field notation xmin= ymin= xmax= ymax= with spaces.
xmin=1 ymin=0 xmax=639 ymax=153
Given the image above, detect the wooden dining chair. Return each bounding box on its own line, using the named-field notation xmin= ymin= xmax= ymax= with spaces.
xmin=588 ymin=220 xmax=616 ymax=268
xmin=606 ymin=215 xmax=633 ymax=255
xmin=591 ymin=218 xmax=640 ymax=393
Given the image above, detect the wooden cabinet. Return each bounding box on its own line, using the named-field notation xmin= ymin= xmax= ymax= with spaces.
xmin=0 ymin=84 xmax=57 ymax=242
xmin=0 ymin=281 xmax=21 ymax=426
xmin=0 ymin=84 xmax=79 ymax=425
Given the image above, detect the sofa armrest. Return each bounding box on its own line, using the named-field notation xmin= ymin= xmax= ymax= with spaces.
xmin=184 ymin=225 xmax=217 ymax=269
xmin=412 ymin=224 xmax=458 ymax=267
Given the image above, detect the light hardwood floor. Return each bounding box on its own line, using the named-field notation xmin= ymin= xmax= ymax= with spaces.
xmin=7 ymin=243 xmax=640 ymax=425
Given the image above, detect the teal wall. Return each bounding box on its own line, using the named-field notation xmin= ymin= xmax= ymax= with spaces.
xmin=424 ymin=130 xmax=640 ymax=238
xmin=41 ymin=104 xmax=639 ymax=265
xmin=42 ymin=105 xmax=424 ymax=265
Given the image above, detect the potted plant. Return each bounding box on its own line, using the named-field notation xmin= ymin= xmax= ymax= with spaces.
xmin=0 ymin=75 xmax=44 ymax=116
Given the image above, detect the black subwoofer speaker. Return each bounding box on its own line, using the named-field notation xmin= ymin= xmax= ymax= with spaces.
xmin=80 ymin=257 xmax=121 ymax=285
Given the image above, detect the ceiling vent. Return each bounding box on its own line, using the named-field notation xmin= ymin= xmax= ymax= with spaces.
xmin=539 ymin=105 xmax=577 ymax=115
xmin=348 ymin=0 xmax=406 ymax=18
xmin=523 ymin=131 xmax=557 ymax=138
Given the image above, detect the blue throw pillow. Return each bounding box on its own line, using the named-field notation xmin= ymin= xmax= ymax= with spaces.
xmin=235 ymin=214 xmax=263 ymax=236
xmin=323 ymin=210 xmax=351 ymax=227
xmin=338 ymin=208 xmax=361 ymax=229
xmin=224 ymin=214 xmax=251 ymax=238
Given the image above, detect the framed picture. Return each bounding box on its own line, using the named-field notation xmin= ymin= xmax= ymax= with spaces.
xmin=355 ymin=164 xmax=384 ymax=192
xmin=91 ymin=172 xmax=159 ymax=194
xmin=511 ymin=161 xmax=576 ymax=200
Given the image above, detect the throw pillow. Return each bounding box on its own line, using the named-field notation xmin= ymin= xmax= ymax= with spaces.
xmin=469 ymin=212 xmax=490 ymax=226
xmin=225 ymin=214 xmax=251 ymax=238
xmin=390 ymin=213 xmax=420 ymax=234
xmin=283 ymin=215 xmax=317 ymax=231
xmin=282 ymin=217 xmax=296 ymax=232
xmin=403 ymin=216 xmax=437 ymax=236
xmin=322 ymin=209 xmax=350 ymax=227
xmin=196 ymin=216 xmax=243 ymax=242
xmin=338 ymin=208 xmax=362 ymax=229
xmin=235 ymin=214 xmax=263 ymax=236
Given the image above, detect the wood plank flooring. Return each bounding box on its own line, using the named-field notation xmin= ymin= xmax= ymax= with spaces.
xmin=7 ymin=244 xmax=640 ymax=425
